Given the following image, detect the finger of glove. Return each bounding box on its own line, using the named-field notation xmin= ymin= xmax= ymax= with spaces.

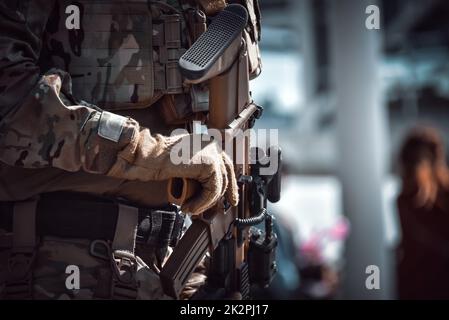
xmin=219 ymin=157 xmax=229 ymax=199
xmin=182 ymin=166 xmax=223 ymax=215
xmin=182 ymin=182 xmax=220 ymax=215
xmin=222 ymin=153 xmax=239 ymax=207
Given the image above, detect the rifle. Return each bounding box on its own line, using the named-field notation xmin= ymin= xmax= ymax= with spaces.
xmin=160 ymin=3 xmax=282 ymax=300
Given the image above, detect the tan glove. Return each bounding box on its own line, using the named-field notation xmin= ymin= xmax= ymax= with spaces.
xmin=107 ymin=127 xmax=239 ymax=215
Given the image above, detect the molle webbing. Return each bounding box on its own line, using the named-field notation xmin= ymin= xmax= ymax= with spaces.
xmin=152 ymin=13 xmax=185 ymax=95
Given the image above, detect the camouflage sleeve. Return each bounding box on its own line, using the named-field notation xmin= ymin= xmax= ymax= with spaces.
xmin=0 ymin=1 xmax=140 ymax=174
xmin=0 ymin=71 xmax=139 ymax=174
xmin=0 ymin=0 xmax=48 ymax=118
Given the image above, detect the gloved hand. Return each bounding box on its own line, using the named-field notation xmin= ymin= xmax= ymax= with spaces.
xmin=107 ymin=127 xmax=239 ymax=215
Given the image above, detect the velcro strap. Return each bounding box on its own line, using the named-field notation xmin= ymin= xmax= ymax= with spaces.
xmin=136 ymin=208 xmax=185 ymax=248
xmin=4 ymin=199 xmax=38 ymax=299
xmin=97 ymin=111 xmax=126 ymax=143
xmin=112 ymin=204 xmax=139 ymax=253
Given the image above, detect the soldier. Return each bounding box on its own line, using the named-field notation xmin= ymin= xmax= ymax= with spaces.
xmin=0 ymin=0 xmax=240 ymax=299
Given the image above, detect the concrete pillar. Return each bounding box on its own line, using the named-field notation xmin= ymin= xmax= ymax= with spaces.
xmin=296 ymin=0 xmax=318 ymax=102
xmin=328 ymin=0 xmax=390 ymax=299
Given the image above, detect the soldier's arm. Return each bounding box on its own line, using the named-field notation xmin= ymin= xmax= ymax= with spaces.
xmin=0 ymin=1 xmax=140 ymax=174
xmin=0 ymin=1 xmax=238 ymax=214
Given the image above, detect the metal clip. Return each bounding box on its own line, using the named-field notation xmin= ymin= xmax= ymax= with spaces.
xmin=110 ymin=250 xmax=138 ymax=300
xmin=5 ymin=248 xmax=36 ymax=299
xmin=89 ymin=239 xmax=111 ymax=261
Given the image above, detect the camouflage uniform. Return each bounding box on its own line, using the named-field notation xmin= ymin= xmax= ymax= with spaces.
xmin=0 ymin=0 xmax=221 ymax=299
xmin=0 ymin=0 xmax=186 ymax=201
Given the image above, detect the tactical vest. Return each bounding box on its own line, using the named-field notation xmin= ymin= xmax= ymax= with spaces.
xmin=38 ymin=0 xmax=261 ymax=129
xmin=40 ymin=0 xmax=186 ymax=110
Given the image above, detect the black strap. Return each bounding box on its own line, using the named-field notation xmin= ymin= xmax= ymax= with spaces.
xmin=0 ymin=192 xmax=184 ymax=249
xmin=171 ymin=212 xmax=185 ymax=247
xmin=4 ymin=199 xmax=38 ymax=299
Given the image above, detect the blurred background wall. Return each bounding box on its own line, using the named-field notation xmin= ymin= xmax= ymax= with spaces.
xmin=250 ymin=0 xmax=449 ymax=299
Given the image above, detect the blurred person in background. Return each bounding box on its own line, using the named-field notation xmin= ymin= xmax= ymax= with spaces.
xmin=397 ymin=126 xmax=449 ymax=299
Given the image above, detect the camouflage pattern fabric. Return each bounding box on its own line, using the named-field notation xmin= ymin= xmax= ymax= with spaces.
xmin=0 ymin=233 xmax=171 ymax=300
xmin=0 ymin=0 xmax=219 ymax=300
xmin=0 ymin=0 xmax=163 ymax=300
xmin=0 ymin=0 xmax=225 ymax=172
xmin=0 ymin=0 xmax=153 ymax=172
xmin=0 ymin=72 xmax=138 ymax=174
xmin=40 ymin=0 xmax=157 ymax=110
xmin=197 ymin=0 xmax=227 ymax=15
